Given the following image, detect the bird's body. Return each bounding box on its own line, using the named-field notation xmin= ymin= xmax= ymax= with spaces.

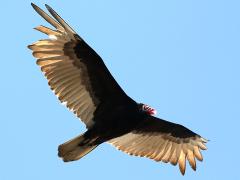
xmin=85 ymin=102 xmax=146 ymax=143
xmin=28 ymin=3 xmax=207 ymax=175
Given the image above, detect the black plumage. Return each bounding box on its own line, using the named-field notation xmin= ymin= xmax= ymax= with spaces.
xmin=28 ymin=3 xmax=207 ymax=175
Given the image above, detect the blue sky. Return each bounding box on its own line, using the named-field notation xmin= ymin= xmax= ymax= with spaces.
xmin=1 ymin=0 xmax=239 ymax=179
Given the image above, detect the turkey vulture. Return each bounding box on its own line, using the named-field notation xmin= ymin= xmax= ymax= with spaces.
xmin=28 ymin=3 xmax=207 ymax=175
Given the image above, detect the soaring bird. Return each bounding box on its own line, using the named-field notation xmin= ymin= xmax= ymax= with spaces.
xmin=28 ymin=3 xmax=207 ymax=175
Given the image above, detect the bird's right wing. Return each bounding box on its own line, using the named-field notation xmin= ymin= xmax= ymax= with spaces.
xmin=108 ymin=116 xmax=207 ymax=175
xmin=28 ymin=4 xmax=130 ymax=128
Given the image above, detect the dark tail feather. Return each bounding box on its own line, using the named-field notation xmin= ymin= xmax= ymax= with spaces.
xmin=58 ymin=134 xmax=98 ymax=162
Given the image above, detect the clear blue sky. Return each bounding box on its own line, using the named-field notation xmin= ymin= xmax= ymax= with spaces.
xmin=1 ymin=0 xmax=239 ymax=179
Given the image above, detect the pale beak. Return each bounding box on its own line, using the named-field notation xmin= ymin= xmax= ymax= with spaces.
xmin=150 ymin=109 xmax=157 ymax=116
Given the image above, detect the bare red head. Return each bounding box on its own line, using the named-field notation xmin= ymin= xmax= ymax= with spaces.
xmin=141 ymin=104 xmax=157 ymax=116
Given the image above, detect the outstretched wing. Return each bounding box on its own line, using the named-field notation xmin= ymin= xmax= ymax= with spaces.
xmin=108 ymin=116 xmax=207 ymax=175
xmin=28 ymin=4 xmax=129 ymax=128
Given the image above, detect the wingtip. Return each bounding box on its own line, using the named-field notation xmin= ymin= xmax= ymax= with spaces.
xmin=45 ymin=4 xmax=57 ymax=19
xmin=44 ymin=4 xmax=56 ymax=18
xmin=191 ymin=163 xmax=197 ymax=171
xmin=45 ymin=4 xmax=51 ymax=11
xmin=180 ymin=169 xmax=186 ymax=176
xmin=31 ymin=2 xmax=38 ymax=9
xmin=31 ymin=3 xmax=42 ymax=13
xmin=27 ymin=44 xmax=32 ymax=50
xmin=201 ymin=137 xmax=209 ymax=143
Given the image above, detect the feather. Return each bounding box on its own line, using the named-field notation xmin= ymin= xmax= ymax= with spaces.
xmin=31 ymin=3 xmax=64 ymax=31
xmin=178 ymin=150 xmax=186 ymax=175
xmin=198 ymin=141 xmax=208 ymax=150
xmin=187 ymin=149 xmax=196 ymax=171
xmin=169 ymin=146 xmax=178 ymax=165
xmin=193 ymin=146 xmax=203 ymax=161
xmin=33 ymin=50 xmax=63 ymax=58
xmin=34 ymin=25 xmax=62 ymax=36
xmin=45 ymin=4 xmax=77 ymax=38
xmin=161 ymin=142 xmax=173 ymax=162
xmin=154 ymin=140 xmax=169 ymax=161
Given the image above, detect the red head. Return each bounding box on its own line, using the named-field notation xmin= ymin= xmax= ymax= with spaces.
xmin=141 ymin=104 xmax=157 ymax=116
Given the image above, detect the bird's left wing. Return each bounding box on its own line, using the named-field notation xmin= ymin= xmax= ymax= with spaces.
xmin=108 ymin=116 xmax=207 ymax=175
xmin=28 ymin=4 xmax=130 ymax=128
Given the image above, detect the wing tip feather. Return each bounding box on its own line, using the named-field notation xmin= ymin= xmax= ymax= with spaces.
xmin=45 ymin=4 xmax=51 ymax=11
xmin=31 ymin=2 xmax=37 ymax=9
xmin=27 ymin=44 xmax=32 ymax=50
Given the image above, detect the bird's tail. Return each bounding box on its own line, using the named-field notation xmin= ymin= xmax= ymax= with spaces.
xmin=58 ymin=133 xmax=98 ymax=162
